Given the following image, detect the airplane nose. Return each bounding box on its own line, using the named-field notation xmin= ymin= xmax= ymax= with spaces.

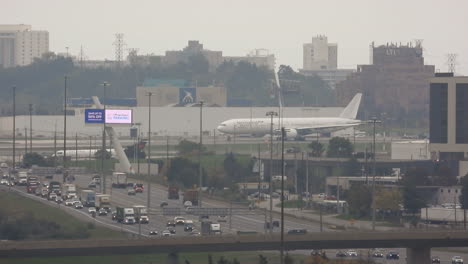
xmin=217 ymin=125 xmax=225 ymax=132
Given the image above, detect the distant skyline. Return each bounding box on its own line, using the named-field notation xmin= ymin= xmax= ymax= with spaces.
xmin=4 ymin=0 xmax=468 ymax=74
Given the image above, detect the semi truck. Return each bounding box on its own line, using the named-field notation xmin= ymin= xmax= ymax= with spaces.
xmin=116 ymin=206 xmax=135 ymax=224
xmin=62 ymin=184 xmax=77 ymax=199
xmin=183 ymin=189 xmax=199 ymax=206
xmin=168 ymin=186 xmax=179 ymax=200
xmin=420 ymin=207 xmax=468 ymax=224
xmin=80 ymin=190 xmax=96 ymax=207
xmin=26 ymin=176 xmax=39 ymax=193
xmin=133 ymin=205 xmax=149 ymax=224
xmin=201 ymin=221 xmax=222 ymax=235
xmin=111 ymin=172 xmax=127 ymax=188
xmin=18 ymin=171 xmax=28 ymax=186
xmin=95 ymin=194 xmax=111 ymax=211
xmin=49 ymin=181 xmax=62 ymax=195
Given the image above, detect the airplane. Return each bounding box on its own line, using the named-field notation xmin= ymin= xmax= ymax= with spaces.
xmin=53 ymin=149 xmax=117 ymax=159
xmin=217 ymin=93 xmax=363 ymax=140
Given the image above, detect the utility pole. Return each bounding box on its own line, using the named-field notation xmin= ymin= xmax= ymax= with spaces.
xmin=29 ymin=104 xmax=33 ymax=153
xmin=280 ymin=127 xmax=286 ymax=264
xmin=146 ymin=92 xmax=153 ymax=210
xmin=101 ymin=81 xmax=109 ymax=194
xmin=199 ymin=101 xmax=204 ymax=207
xmin=53 ymin=127 xmax=57 ymax=168
xmin=63 ymin=76 xmax=68 ymax=169
xmin=12 ymin=86 xmax=16 ymax=170
xmin=368 ymin=117 xmax=381 ymax=231
xmin=266 ymin=111 xmax=278 ymax=233
xmin=75 ymin=133 xmax=78 ymax=166
xmin=24 ymin=128 xmax=27 ymax=155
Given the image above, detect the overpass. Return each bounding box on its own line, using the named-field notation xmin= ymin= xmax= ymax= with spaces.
xmin=2 ymin=231 xmax=468 ymax=263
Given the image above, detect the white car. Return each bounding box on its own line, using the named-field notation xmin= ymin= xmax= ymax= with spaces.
xmin=346 ymin=250 xmax=358 ymax=257
xmin=65 ymin=199 xmax=77 ymax=206
xmin=452 ymin=256 xmax=463 ymax=263
xmin=174 ymin=216 xmax=185 ymax=225
xmin=0 ymin=178 xmax=9 ymax=185
xmin=162 ymin=230 xmax=171 ymax=237
xmin=88 ymin=207 xmax=97 ymax=214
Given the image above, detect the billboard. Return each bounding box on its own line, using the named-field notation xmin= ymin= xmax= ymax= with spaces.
xmin=105 ymin=109 xmax=132 ymax=124
xmin=85 ymin=109 xmax=105 ymax=123
xmin=179 ymin=88 xmax=196 ymax=105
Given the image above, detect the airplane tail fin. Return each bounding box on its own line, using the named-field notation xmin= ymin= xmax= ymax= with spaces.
xmin=339 ymin=93 xmax=362 ymax=119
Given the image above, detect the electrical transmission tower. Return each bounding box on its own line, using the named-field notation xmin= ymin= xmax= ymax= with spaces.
xmin=78 ymin=45 xmax=87 ymax=68
xmin=446 ymin=53 xmax=458 ymax=74
xmin=113 ymin=33 xmax=126 ymax=66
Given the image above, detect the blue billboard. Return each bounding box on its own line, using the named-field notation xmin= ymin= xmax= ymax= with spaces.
xmin=179 ymin=88 xmax=196 ymax=105
xmin=85 ymin=109 xmax=105 ymax=123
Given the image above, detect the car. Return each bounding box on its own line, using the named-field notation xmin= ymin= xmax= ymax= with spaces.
xmin=168 ymin=227 xmax=176 ymax=234
xmin=0 ymin=178 xmax=8 ymax=185
xmin=311 ymin=250 xmax=326 ymax=258
xmin=98 ymin=208 xmax=108 ymax=216
xmin=160 ymin=201 xmax=168 ymax=207
xmin=346 ymin=250 xmax=358 ymax=257
xmin=35 ymin=188 xmax=42 ymax=196
xmin=42 ymin=181 xmax=50 ymax=188
xmin=65 ymin=199 xmax=76 ymax=206
xmin=41 ymin=188 xmax=49 ymax=198
xmin=149 ymin=230 xmax=158 ymax=236
xmin=45 ymin=175 xmax=53 ymax=179
xmin=88 ymin=207 xmax=97 ymax=214
xmin=184 ymin=201 xmax=193 ymax=207
xmin=372 ymin=251 xmax=384 ymax=258
xmin=88 ymin=182 xmax=96 ymax=188
xmin=432 ymin=256 xmax=441 ymax=263
xmin=134 ymin=183 xmax=144 ymax=193
xmin=386 ymin=252 xmax=400 ymax=259
xmin=287 ymin=229 xmax=307 ymax=235
xmin=286 ymin=147 xmax=300 ymax=153
xmin=452 ymin=256 xmax=464 ymax=264
xmin=166 ymin=220 xmax=176 ymax=227
xmin=184 ymin=220 xmax=194 ymax=232
xmin=190 ymin=229 xmax=201 ymax=236
xmin=217 ymin=215 xmax=227 ymax=222
xmin=0 ymin=163 xmax=8 ymax=169
xmin=48 ymin=192 xmax=57 ymax=201
xmin=74 ymin=201 xmax=83 ymax=209
xmin=162 ymin=230 xmax=171 ymax=237
xmin=336 ymin=251 xmax=347 ymax=258
xmin=55 ymin=196 xmax=63 ymax=204
xmin=127 ymin=189 xmax=136 ymax=195
xmin=174 ymin=216 xmax=185 ymax=225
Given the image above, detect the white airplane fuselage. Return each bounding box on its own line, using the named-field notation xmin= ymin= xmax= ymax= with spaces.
xmin=217 ymin=117 xmax=362 ymax=135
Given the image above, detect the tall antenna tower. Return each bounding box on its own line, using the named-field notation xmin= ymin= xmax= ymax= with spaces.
xmin=78 ymin=45 xmax=87 ymax=68
xmin=446 ymin=53 xmax=458 ymax=74
xmin=113 ymin=33 xmax=126 ymax=66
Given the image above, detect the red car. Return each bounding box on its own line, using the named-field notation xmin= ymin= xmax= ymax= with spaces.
xmin=134 ymin=183 xmax=144 ymax=193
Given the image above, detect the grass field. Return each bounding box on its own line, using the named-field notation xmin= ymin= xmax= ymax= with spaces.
xmin=0 ymin=190 xmax=125 ymax=240
xmin=3 ymin=251 xmax=308 ymax=264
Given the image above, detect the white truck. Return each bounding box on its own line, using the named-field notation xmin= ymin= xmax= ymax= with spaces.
xmin=95 ymin=194 xmax=111 ymax=211
xmin=133 ymin=205 xmax=149 ymax=224
xmin=111 ymin=172 xmax=127 ymax=188
xmin=421 ymin=207 xmax=468 ymax=224
xmin=116 ymin=207 xmax=136 ymax=224
xmin=210 ymin=223 xmax=221 ymax=235
xmin=18 ymin=171 xmax=28 ymax=185
xmin=62 ymin=184 xmax=77 ymax=199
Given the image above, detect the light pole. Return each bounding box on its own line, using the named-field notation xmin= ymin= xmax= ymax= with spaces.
xmin=199 ymin=101 xmax=204 ymax=207
xmin=29 ymin=104 xmax=33 ymax=153
xmin=12 ymin=86 xmax=16 ymax=170
xmin=266 ymin=110 xmax=278 ymax=233
xmin=336 ymin=147 xmax=342 ymax=214
xmin=101 ymin=81 xmax=109 ymax=194
xmin=146 ymin=92 xmax=153 ymax=210
xmin=368 ymin=116 xmax=381 ymax=231
xmin=280 ymin=127 xmax=286 ymax=264
xmin=63 ymin=76 xmax=68 ymax=171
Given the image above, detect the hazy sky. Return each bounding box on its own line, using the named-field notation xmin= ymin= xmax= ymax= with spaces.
xmin=4 ymin=0 xmax=468 ymax=74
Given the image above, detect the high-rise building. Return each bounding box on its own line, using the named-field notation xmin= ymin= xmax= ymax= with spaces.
xmin=429 ymin=73 xmax=468 ymax=176
xmin=336 ymin=42 xmax=435 ymax=124
xmin=300 ymin=35 xmax=353 ymax=89
xmin=0 ymin=24 xmax=49 ymax=68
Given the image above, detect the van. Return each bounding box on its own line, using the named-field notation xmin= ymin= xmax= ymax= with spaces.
xmin=271 ymin=175 xmax=287 ymax=181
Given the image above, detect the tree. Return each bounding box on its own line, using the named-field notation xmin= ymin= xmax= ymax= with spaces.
xmin=402 ymin=167 xmax=429 ymax=214
xmin=308 ymin=141 xmax=324 ymax=157
xmin=375 ymin=188 xmax=402 ymax=211
xmin=284 ymin=254 xmax=295 ymax=264
xmin=258 ymin=255 xmax=268 ymax=264
xmin=223 ymin=153 xmax=252 ymax=182
xmin=167 ymin=157 xmax=205 ymax=188
xmin=347 ymin=184 xmax=372 ymax=218
xmin=326 ymin=137 xmax=354 ymax=158
xmin=176 ymin=139 xmax=206 ymax=156
xmin=22 ymin=152 xmax=47 ymax=168
xmin=344 ymin=157 xmax=361 ymax=176
xmin=460 ymin=175 xmax=468 ymax=209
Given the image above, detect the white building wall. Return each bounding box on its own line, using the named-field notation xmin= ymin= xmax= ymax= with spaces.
xmin=0 ymin=106 xmax=344 ymax=138
xmin=391 ymin=140 xmax=430 ymax=160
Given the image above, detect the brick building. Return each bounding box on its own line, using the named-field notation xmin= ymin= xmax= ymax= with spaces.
xmin=336 ymin=42 xmax=435 ymax=125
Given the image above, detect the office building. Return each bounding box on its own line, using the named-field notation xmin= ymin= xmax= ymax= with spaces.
xmin=0 ymin=24 xmax=49 ymax=68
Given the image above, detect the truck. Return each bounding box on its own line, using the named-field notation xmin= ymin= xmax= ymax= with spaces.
xmin=133 ymin=205 xmax=149 ymax=224
xmin=168 ymin=186 xmax=179 ymax=200
xmin=116 ymin=206 xmax=135 ymax=224
xmin=26 ymin=176 xmax=39 ymax=193
xmin=420 ymin=207 xmax=468 ymax=224
xmin=201 ymin=221 xmax=222 ymax=235
xmin=49 ymin=181 xmax=62 ymax=195
xmin=80 ymin=190 xmax=96 ymax=207
xmin=95 ymin=194 xmax=111 ymax=211
xmin=62 ymin=184 xmax=77 ymax=199
xmin=18 ymin=171 xmax=28 ymax=186
xmin=111 ymin=172 xmax=127 ymax=188
xmin=183 ymin=189 xmax=199 ymax=206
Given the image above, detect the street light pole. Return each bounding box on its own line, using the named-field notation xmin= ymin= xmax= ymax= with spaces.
xmin=146 ymin=92 xmax=153 ymax=210
xmin=101 ymin=82 xmax=108 ymax=194
xmin=199 ymin=101 xmax=204 ymax=207
xmin=280 ymin=127 xmax=286 ymax=264
xmin=63 ymin=76 xmax=68 ymax=170
xmin=368 ymin=117 xmax=381 ymax=231
xmin=266 ymin=111 xmax=278 ymax=233
xmin=29 ymin=104 xmax=33 ymax=153
xmin=12 ymin=86 xmax=16 ymax=170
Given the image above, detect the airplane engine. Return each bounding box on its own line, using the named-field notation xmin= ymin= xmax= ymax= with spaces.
xmin=284 ymin=128 xmax=298 ymax=140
